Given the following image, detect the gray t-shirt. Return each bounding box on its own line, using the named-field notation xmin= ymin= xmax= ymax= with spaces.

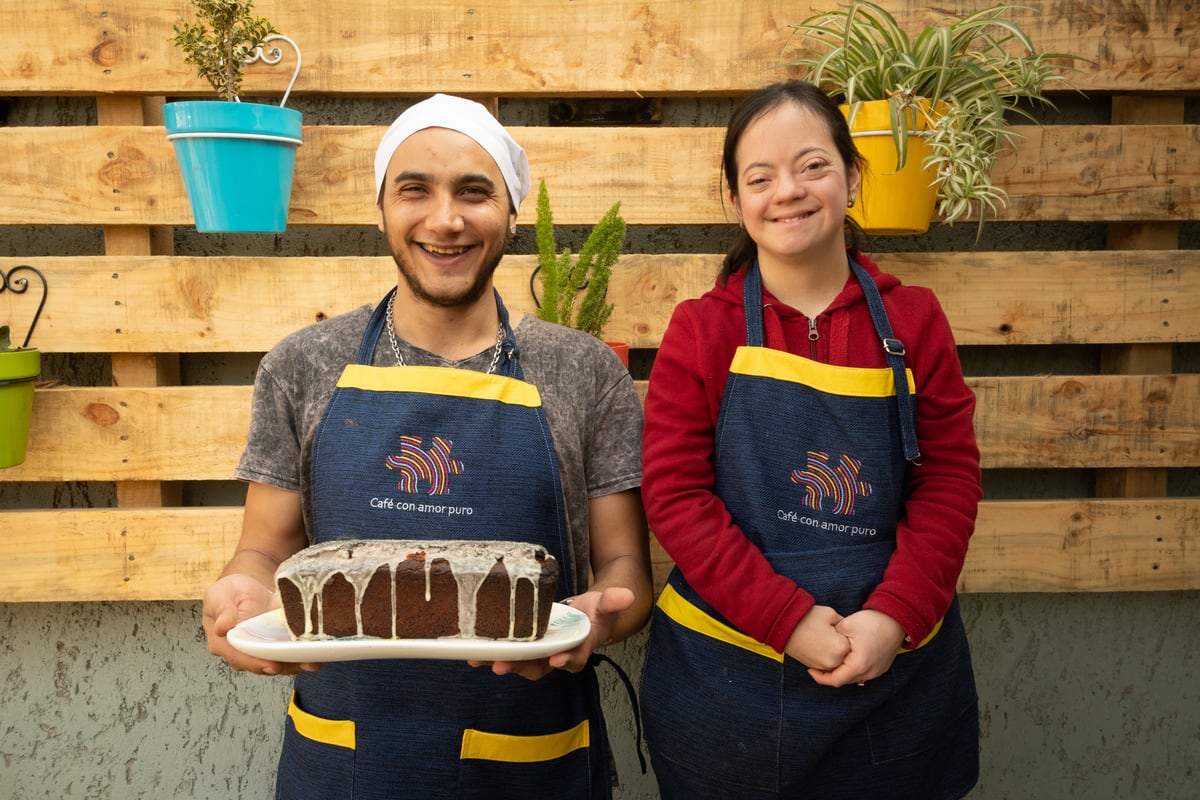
xmin=235 ymin=301 xmax=643 ymax=590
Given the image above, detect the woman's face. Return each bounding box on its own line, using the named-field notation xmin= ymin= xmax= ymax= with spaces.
xmin=730 ymin=102 xmax=859 ymax=269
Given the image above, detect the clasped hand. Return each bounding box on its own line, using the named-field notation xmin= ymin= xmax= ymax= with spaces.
xmin=785 ymin=606 xmax=907 ymax=688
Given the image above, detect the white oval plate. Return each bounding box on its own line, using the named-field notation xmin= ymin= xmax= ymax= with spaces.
xmin=227 ymin=603 xmax=590 ymax=663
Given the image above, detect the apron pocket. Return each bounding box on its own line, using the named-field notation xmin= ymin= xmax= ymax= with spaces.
xmin=275 ymin=693 xmax=356 ymax=799
xmin=865 ymin=604 xmax=976 ymax=766
xmin=641 ymin=602 xmax=783 ymax=792
xmin=456 ymin=720 xmax=593 ymax=800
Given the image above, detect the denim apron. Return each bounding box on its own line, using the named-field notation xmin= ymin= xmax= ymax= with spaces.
xmin=275 ymin=289 xmax=611 ymax=800
xmin=641 ymin=260 xmax=977 ymax=798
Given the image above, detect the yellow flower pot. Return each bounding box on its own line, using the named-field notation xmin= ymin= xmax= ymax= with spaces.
xmin=842 ymin=100 xmax=939 ymax=236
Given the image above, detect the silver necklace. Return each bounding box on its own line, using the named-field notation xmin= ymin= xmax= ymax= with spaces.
xmin=385 ymin=293 xmax=505 ymax=374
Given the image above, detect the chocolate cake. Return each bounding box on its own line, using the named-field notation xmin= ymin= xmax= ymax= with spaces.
xmin=274 ymin=539 xmax=559 ymax=641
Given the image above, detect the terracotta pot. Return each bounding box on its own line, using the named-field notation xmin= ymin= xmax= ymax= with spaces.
xmin=606 ymin=341 xmax=630 ymax=368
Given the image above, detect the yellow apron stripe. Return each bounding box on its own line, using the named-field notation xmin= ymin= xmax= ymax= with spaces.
xmin=730 ymin=346 xmax=915 ymax=397
xmin=657 ymin=583 xmax=784 ymax=662
xmin=658 ymin=582 xmax=943 ymax=661
xmin=460 ymin=720 xmax=590 ymax=763
xmin=911 ymin=616 xmax=943 ymax=650
xmin=287 ymin=693 xmax=356 ymax=750
xmin=336 ymin=364 xmax=542 ymax=407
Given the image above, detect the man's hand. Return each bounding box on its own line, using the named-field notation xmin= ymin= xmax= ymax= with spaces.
xmin=470 ymin=587 xmax=635 ymax=681
xmin=202 ymin=573 xmax=319 ymax=676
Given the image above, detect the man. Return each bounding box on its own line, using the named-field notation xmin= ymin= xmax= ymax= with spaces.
xmin=202 ymin=94 xmax=651 ymax=799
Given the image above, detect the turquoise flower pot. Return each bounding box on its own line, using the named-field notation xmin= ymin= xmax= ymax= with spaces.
xmin=164 ymin=101 xmax=303 ymax=233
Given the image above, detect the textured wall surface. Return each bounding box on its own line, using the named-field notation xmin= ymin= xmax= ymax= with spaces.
xmin=2 ymin=95 xmax=1198 ymax=799
xmin=2 ymin=594 xmax=1198 ymax=799
xmin=0 ymin=602 xmax=658 ymax=799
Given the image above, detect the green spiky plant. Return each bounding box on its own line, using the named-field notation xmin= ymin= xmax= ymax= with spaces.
xmin=0 ymin=326 xmax=12 ymax=351
xmin=0 ymin=324 xmax=30 ymax=352
xmin=788 ymin=2 xmax=1080 ymax=228
xmin=534 ymin=179 xmax=627 ymax=339
xmin=172 ymin=0 xmax=278 ymax=101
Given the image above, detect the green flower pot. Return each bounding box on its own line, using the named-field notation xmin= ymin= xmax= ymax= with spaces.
xmin=0 ymin=348 xmax=40 ymax=468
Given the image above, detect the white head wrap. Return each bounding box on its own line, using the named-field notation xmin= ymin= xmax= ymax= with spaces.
xmin=373 ymin=94 xmax=530 ymax=212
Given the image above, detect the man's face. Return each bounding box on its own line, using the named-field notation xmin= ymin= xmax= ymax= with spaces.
xmin=376 ymin=127 xmax=515 ymax=308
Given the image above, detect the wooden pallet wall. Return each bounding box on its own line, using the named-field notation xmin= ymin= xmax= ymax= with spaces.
xmin=0 ymin=1 xmax=1196 ymax=601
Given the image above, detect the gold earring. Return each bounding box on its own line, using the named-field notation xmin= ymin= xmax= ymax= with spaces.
xmin=847 ymin=194 xmax=857 ymax=208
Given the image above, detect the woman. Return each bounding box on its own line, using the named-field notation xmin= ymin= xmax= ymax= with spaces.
xmin=639 ymin=80 xmax=981 ymax=798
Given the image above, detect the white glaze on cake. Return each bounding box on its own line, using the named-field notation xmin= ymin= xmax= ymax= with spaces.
xmin=274 ymin=539 xmax=556 ymax=641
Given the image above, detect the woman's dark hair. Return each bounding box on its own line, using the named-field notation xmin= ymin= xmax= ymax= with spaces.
xmin=719 ymin=80 xmax=866 ymax=283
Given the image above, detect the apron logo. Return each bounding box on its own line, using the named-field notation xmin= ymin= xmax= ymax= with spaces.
xmin=790 ymin=451 xmax=872 ymax=515
xmin=385 ymin=435 xmax=465 ymax=495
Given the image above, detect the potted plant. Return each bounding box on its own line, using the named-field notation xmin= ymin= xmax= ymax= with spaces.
xmin=165 ymin=0 xmax=303 ymax=233
xmin=0 ymin=265 xmax=46 ymax=469
xmin=787 ymin=2 xmax=1078 ymax=235
xmin=531 ymin=179 xmax=629 ymax=365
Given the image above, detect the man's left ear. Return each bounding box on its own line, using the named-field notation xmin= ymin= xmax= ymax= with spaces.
xmin=508 ymin=212 xmax=518 ymax=237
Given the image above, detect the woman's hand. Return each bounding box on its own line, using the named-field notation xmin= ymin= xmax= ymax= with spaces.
xmin=807 ymin=609 xmax=906 ymax=687
xmin=784 ymin=604 xmax=851 ymax=671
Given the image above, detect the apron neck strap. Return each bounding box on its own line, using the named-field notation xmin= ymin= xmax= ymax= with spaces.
xmin=848 ymin=257 xmax=921 ymax=463
xmin=741 ymin=259 xmax=921 ymax=462
xmin=741 ymin=263 xmax=767 ymax=347
xmin=359 ymin=288 xmax=524 ymax=380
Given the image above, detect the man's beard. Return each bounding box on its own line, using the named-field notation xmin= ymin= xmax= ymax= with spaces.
xmin=392 ymin=250 xmax=500 ymax=308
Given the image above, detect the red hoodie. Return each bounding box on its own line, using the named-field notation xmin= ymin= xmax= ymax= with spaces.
xmin=642 ymin=254 xmax=982 ymax=653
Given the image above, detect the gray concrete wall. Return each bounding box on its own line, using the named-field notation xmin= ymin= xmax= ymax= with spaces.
xmin=2 ymin=95 xmax=1198 ymax=799
xmin=3 ymin=594 xmax=1199 ymax=799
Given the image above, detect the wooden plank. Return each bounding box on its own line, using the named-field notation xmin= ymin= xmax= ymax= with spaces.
xmin=651 ymin=499 xmax=1200 ymax=596
xmin=97 ymin=94 xmax=182 ymax=509
xmin=4 ymin=374 xmax=1198 ymax=482
xmin=9 ymin=385 xmax=251 ymax=482
xmin=0 ymin=1 xmax=1194 ymax=96
xmin=987 ymin=124 xmax=1199 ymax=224
xmin=956 ymin=499 xmax=1199 ymax=592
xmin=1096 ymin=96 xmax=1182 ymax=500
xmin=2 ymin=498 xmax=1195 ymax=601
xmin=0 ymin=507 xmax=242 ymax=601
xmin=4 ymin=251 xmax=1196 ymax=353
xmin=973 ymin=374 xmax=1200 ymax=470
xmin=0 ymin=124 xmax=1196 ymax=226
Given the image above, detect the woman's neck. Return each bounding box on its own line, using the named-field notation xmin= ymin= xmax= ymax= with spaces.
xmin=757 ymin=251 xmax=850 ymax=318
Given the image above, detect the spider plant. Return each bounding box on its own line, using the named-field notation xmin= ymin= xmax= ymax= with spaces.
xmin=789 ymin=2 xmax=1079 ymax=227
